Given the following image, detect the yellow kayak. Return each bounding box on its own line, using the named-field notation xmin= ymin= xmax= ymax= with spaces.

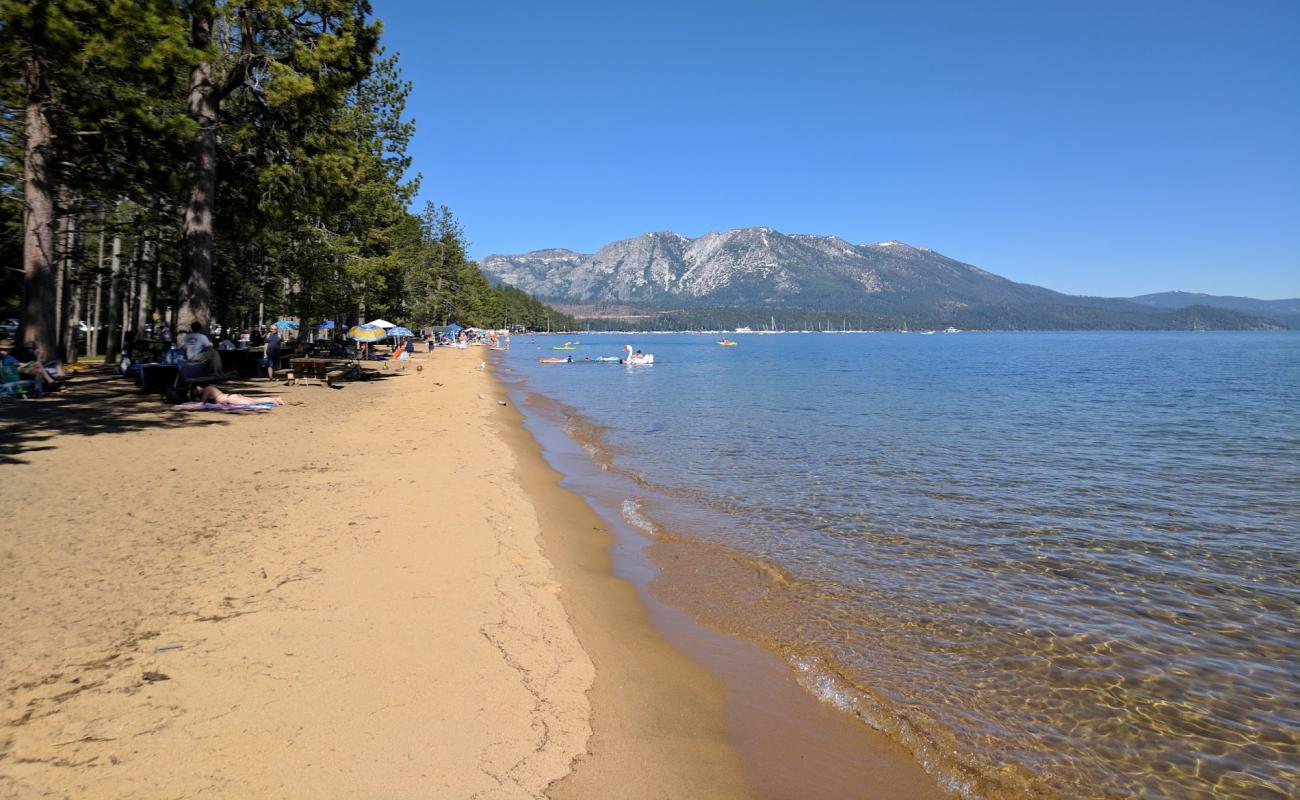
xmin=718 ymin=341 xmax=738 ymax=346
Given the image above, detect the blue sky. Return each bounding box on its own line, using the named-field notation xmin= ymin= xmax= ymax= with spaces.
xmin=374 ymin=0 xmax=1299 ymax=299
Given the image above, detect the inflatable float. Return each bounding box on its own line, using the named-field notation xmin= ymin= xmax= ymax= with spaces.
xmin=623 ymin=345 xmax=654 ymax=365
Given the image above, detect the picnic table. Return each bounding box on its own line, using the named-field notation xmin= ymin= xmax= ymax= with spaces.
xmin=290 ymin=357 xmax=360 ymax=386
xmin=290 ymin=358 xmax=329 ymax=380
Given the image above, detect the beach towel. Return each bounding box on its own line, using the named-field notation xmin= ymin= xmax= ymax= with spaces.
xmin=174 ymin=401 xmax=277 ymax=412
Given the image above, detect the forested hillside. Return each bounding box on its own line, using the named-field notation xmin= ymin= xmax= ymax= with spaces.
xmin=1 ymin=0 xmax=571 ymax=362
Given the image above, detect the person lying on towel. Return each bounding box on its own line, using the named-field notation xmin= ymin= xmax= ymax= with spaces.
xmin=194 ymin=385 xmax=285 ymax=406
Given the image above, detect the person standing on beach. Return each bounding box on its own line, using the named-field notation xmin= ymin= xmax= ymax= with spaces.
xmin=264 ymin=324 xmax=281 ymax=380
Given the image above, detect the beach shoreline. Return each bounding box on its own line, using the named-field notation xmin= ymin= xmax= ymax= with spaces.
xmin=3 ymin=351 xmax=613 ymax=798
xmin=500 ymin=371 xmax=946 ymax=800
xmin=3 ymin=345 xmax=943 ymax=799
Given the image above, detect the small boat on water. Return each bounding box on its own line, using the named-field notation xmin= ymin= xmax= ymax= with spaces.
xmin=718 ymin=339 xmax=738 ymax=346
xmin=921 ymin=330 xmax=937 ymax=335
xmin=624 ymin=345 xmax=654 ymax=365
xmin=944 ymin=327 xmax=961 ymax=334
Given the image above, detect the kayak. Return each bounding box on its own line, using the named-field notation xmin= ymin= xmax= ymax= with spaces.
xmin=551 ymin=345 xmax=577 ymax=350
xmin=718 ymin=341 xmax=738 ymax=346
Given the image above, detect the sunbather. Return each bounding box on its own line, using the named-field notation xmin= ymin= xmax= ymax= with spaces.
xmin=194 ymin=385 xmax=285 ymax=406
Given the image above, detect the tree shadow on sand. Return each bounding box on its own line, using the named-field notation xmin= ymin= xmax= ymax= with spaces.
xmin=0 ymin=367 xmax=242 ymax=466
xmin=0 ymin=363 xmax=410 ymax=466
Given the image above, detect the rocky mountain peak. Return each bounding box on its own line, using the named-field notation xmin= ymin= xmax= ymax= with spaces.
xmin=479 ymin=226 xmax=1052 ymax=310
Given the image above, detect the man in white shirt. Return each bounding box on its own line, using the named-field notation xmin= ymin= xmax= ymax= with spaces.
xmin=181 ymin=322 xmax=223 ymax=375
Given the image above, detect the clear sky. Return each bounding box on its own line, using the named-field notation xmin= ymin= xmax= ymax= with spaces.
xmin=373 ymin=0 xmax=1299 ymax=299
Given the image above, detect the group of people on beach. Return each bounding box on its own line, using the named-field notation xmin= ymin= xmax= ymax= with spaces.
xmin=147 ymin=322 xmax=283 ymax=382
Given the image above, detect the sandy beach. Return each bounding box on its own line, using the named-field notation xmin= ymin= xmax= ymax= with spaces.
xmin=0 ymin=350 xmax=749 ymax=798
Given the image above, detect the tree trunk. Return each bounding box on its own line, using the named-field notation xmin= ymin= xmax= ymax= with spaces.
xmin=106 ymin=232 xmax=122 ymax=360
xmin=90 ymin=219 xmax=104 ymax=358
xmin=20 ymin=52 xmax=58 ymax=362
xmin=55 ymin=212 xmax=67 ymax=345
xmin=60 ymin=212 xmax=81 ymax=363
xmin=135 ymin=232 xmax=153 ymax=335
xmin=125 ymin=232 xmax=141 ymax=347
xmin=179 ymin=9 xmax=220 ymax=335
xmin=154 ymin=237 xmax=164 ymax=328
xmin=128 ymin=237 xmax=138 ymax=339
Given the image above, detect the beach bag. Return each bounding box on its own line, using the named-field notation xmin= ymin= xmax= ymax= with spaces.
xmin=164 ymin=386 xmax=189 ymax=405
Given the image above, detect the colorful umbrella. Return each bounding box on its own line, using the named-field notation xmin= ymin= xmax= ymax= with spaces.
xmin=273 ymin=319 xmax=300 ymax=330
xmin=348 ymin=324 xmax=386 ymax=342
xmin=387 ymin=326 xmax=414 ymax=338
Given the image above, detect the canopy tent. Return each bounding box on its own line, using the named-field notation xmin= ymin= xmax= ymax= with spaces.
xmin=366 ymin=319 xmax=396 ymax=329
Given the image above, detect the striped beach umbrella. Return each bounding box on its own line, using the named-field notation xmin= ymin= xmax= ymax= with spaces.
xmin=347 ymin=324 xmax=386 ymax=342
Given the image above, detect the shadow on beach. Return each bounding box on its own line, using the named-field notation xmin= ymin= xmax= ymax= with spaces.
xmin=0 ymin=362 xmax=414 ymax=466
xmin=0 ymin=366 xmax=235 ymax=466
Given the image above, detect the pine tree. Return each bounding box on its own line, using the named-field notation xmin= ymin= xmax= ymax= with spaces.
xmin=176 ymin=0 xmax=380 ymax=333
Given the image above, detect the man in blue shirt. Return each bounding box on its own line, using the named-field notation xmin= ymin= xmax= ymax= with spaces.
xmin=263 ymin=324 xmax=282 ymax=380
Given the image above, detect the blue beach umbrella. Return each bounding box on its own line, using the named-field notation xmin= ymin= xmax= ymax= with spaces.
xmin=273 ymin=319 xmax=300 ymax=331
xmin=387 ymin=326 xmax=414 ymax=338
xmin=317 ymin=320 xmax=336 ymax=330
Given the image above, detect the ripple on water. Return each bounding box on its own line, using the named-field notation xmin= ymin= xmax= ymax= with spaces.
xmin=505 ymin=332 xmax=1300 ymax=799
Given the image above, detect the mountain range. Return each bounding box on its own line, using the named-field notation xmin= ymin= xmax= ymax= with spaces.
xmin=481 ymin=228 xmax=1293 ymax=330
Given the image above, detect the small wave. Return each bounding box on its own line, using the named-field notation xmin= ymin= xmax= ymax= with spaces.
xmin=579 ymin=441 xmax=609 ymax=469
xmin=786 ymin=653 xmax=1016 ymax=800
xmin=621 ymin=498 xmax=658 ymax=537
xmin=790 ymin=655 xmax=883 ymax=726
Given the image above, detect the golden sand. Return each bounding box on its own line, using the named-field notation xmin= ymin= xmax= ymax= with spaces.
xmin=0 ymin=351 xmax=748 ymax=799
xmin=2 ymin=349 xmax=943 ymax=799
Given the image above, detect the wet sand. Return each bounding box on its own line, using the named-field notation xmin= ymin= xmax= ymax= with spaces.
xmin=503 ymin=387 xmax=946 ymax=800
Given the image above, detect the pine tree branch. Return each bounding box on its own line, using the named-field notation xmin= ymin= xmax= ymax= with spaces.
xmin=213 ymin=7 xmax=259 ymax=103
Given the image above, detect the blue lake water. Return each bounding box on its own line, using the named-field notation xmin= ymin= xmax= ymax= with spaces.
xmin=499 ymin=331 xmax=1300 ymax=799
